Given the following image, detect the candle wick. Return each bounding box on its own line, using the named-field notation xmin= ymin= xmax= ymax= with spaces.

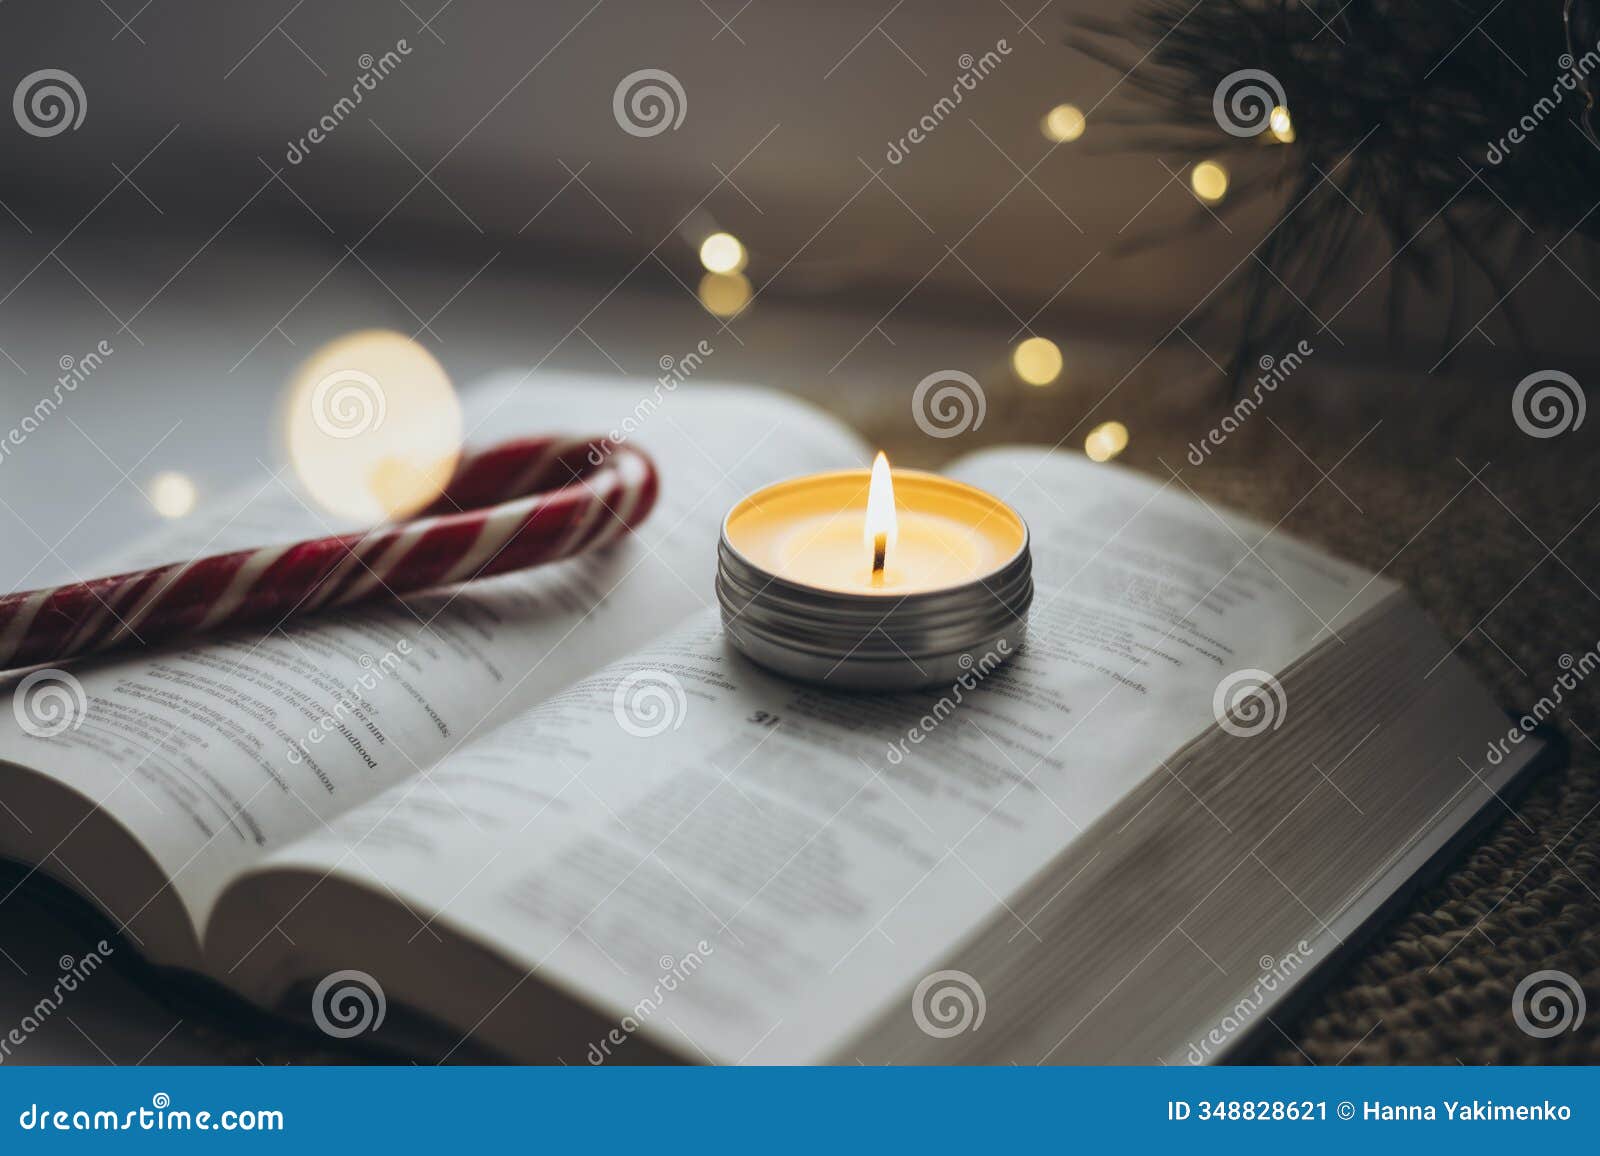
xmin=872 ymin=532 xmax=887 ymax=581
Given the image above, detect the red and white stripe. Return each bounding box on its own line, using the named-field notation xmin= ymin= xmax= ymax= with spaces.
xmin=0 ymin=436 xmax=659 ymax=672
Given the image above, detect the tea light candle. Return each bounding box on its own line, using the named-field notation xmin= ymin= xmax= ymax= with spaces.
xmin=717 ymin=454 xmax=1032 ymax=690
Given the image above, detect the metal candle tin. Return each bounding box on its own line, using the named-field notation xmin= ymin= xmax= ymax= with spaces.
xmin=715 ymin=471 xmax=1032 ymax=691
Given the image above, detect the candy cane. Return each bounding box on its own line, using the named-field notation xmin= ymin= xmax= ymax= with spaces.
xmin=0 ymin=437 xmax=658 ymax=671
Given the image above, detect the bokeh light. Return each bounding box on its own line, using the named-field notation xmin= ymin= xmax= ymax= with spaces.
xmin=1012 ymin=336 xmax=1064 ymax=386
xmin=1191 ymin=160 xmax=1229 ymax=203
xmin=148 ymin=471 xmax=197 ymax=518
xmin=1084 ymin=421 xmax=1129 ymax=463
xmin=1269 ymin=105 xmax=1294 ymax=143
xmin=1041 ymin=104 xmax=1086 ymax=143
xmin=698 ymin=271 xmax=753 ymax=318
xmin=283 ymin=330 xmax=461 ymax=523
xmin=699 ymin=232 xmax=748 ymax=275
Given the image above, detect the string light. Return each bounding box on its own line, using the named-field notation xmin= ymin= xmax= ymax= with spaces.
xmin=1012 ymin=337 xmax=1063 ymax=386
xmin=698 ymin=271 xmax=752 ymax=318
xmin=1084 ymin=421 xmax=1129 ymax=463
xmin=698 ymin=232 xmax=747 ymax=275
xmin=1269 ymin=105 xmax=1294 ymax=143
xmin=283 ymin=330 xmax=461 ymax=522
xmin=1191 ymin=160 xmax=1229 ymax=203
xmin=149 ymin=471 xmax=197 ymax=518
xmin=1041 ymin=104 xmax=1086 ymax=143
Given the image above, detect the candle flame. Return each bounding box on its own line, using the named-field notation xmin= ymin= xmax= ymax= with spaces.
xmin=865 ymin=451 xmax=898 ymax=574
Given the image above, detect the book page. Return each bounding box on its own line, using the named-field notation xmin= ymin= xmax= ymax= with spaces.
xmin=0 ymin=374 xmax=867 ymax=946
xmin=235 ymin=445 xmax=1398 ymax=1061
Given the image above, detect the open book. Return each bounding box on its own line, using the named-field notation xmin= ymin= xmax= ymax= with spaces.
xmin=0 ymin=373 xmax=1550 ymax=1064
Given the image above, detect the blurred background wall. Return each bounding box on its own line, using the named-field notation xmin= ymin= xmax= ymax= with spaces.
xmin=5 ymin=0 xmax=1591 ymax=358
